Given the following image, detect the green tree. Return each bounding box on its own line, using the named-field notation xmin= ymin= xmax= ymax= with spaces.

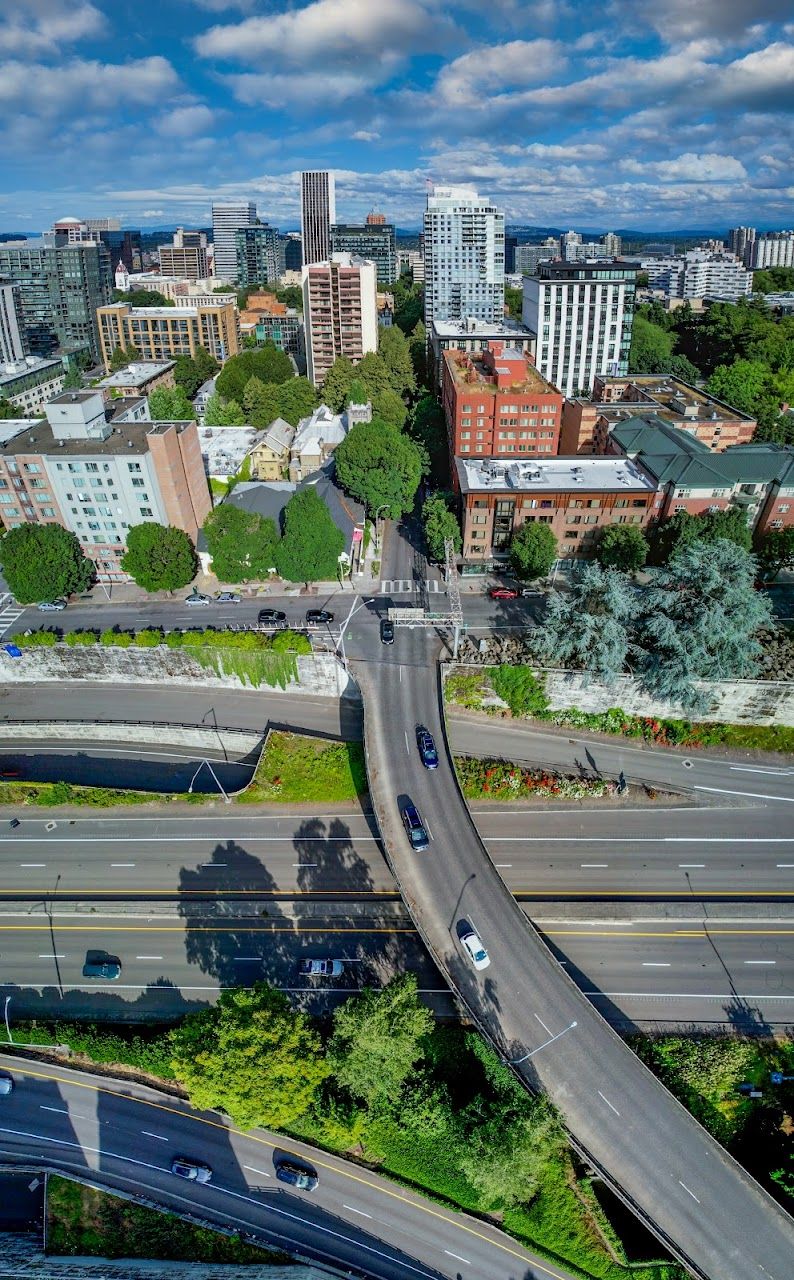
xmin=0 ymin=524 xmax=93 ymax=603
xmin=170 ymin=983 xmax=329 ymax=1130
xmin=756 ymin=527 xmax=794 ymax=581
xmin=172 ymin=347 xmax=219 ymax=399
xmin=372 ymin=387 xmax=408 ymax=429
xmin=120 ymin=523 xmax=197 ymax=593
xmin=377 ymin=326 xmax=415 ymax=397
xmin=62 ymin=366 xmax=82 ymax=390
xmin=334 ymin=419 xmax=423 ymax=518
xmin=705 ymin=359 xmax=775 ymax=419
xmin=754 ymin=267 xmax=794 ymax=294
xmin=277 ymin=375 xmax=318 ymax=426
xmin=203 ymin=393 xmax=246 ymax=426
xmin=242 ymin=376 xmax=280 ymax=428
xmin=509 ymin=521 xmax=557 ymax=581
xmin=533 ymin=562 xmax=638 ymax=682
xmin=215 ymin=345 xmax=293 ymax=404
xmin=329 ymin=974 xmax=433 ymax=1108
xmin=407 ymin=394 xmax=447 ymax=480
xmin=408 ymin=320 xmax=427 ymax=385
xmin=0 ymin=398 xmax=19 ymax=420
xmin=147 ymin=385 xmax=195 ymax=421
xmin=596 ymin=524 xmax=648 ymax=572
xmin=629 ymin=314 xmax=676 ymax=373
xmin=123 ymin=289 xmax=174 ymax=308
xmin=321 ymin=357 xmax=357 ymax=411
xmin=108 ymin=344 xmax=140 ymax=373
xmin=203 ymin=505 xmax=279 ymax=582
xmin=649 ymin=508 xmax=752 ymax=566
xmin=392 ymin=279 xmax=423 ymax=334
xmin=422 ymin=492 xmax=461 ymax=562
xmin=505 ymin=285 xmax=523 ymax=319
xmin=458 ymin=1103 xmax=563 ymax=1211
xmin=275 ymin=487 xmax=344 ymax=584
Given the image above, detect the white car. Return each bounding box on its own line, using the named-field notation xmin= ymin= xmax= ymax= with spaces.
xmin=461 ymin=929 xmax=491 ymax=971
xmin=37 ymin=599 xmax=66 ymax=611
xmin=300 ymin=958 xmax=343 ymax=977
xmin=185 ymin=593 xmax=211 ymax=606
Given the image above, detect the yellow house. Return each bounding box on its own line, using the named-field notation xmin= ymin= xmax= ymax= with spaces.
xmin=248 ymin=417 xmax=295 ymax=481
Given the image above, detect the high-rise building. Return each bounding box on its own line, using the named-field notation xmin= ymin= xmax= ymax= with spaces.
xmin=302 ymin=254 xmax=378 ymax=387
xmin=97 ymin=300 xmax=240 ymax=370
xmin=0 ymin=239 xmax=112 ymax=362
xmin=159 ymin=229 xmax=210 ymax=281
xmin=50 ymin=217 xmax=90 ymax=243
xmin=330 ymin=221 xmax=396 ymax=285
xmin=515 ymin=242 xmax=557 ymax=274
xmin=86 ymin=218 xmax=121 ymax=233
xmin=301 ymin=171 xmax=336 ymax=266
xmin=750 ymin=231 xmax=794 ymax=270
xmin=423 ymin=185 xmax=504 ymax=331
xmin=282 ymin=233 xmax=302 ymax=273
xmin=560 ymin=230 xmax=582 ymax=260
xmin=523 ymin=261 xmax=637 ymax=397
xmin=728 ymin=226 xmax=756 ymax=265
xmin=211 ymin=201 xmax=257 ymax=282
xmin=442 ymin=343 xmax=563 ymax=460
xmin=0 ymin=280 xmax=29 ymax=362
xmin=601 ymin=231 xmax=622 ymax=258
xmin=235 ymin=224 xmax=285 ymax=288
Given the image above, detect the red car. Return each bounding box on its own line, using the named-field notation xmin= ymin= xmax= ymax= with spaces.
xmin=488 ymin=586 xmax=519 ymax=600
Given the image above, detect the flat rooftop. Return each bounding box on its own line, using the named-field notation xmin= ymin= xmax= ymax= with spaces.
xmin=594 ymin=375 xmax=755 ymax=421
xmin=0 ymin=356 xmax=63 ymax=383
xmin=0 ymin=418 xmax=192 ymax=459
xmin=98 ymin=360 xmax=175 ymax=388
xmin=444 ymin=348 xmax=557 ymax=395
xmin=456 ymin=454 xmax=656 ymax=494
xmin=431 ymin=317 xmax=533 ymax=339
xmin=102 ymin=304 xmax=229 ymax=317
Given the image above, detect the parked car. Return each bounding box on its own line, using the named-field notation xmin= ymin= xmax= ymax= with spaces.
xmin=171 ymin=1157 xmax=212 ymax=1184
xmin=416 ymin=727 xmax=439 ymax=769
xmin=488 ymin=586 xmax=518 ymax=600
xmin=216 ymin=592 xmax=240 ymax=603
xmin=37 ymin=599 xmax=66 ymax=612
xmin=275 ymin=1160 xmax=318 ymax=1191
xmin=401 ymin=802 xmax=429 ymax=851
xmin=0 ymin=1073 xmax=14 ymax=1097
xmin=306 ymin=609 xmax=334 ymax=625
xmin=460 ymin=928 xmax=491 ymax=971
xmin=82 ymin=955 xmax=122 ymax=980
xmin=380 ymin=619 xmax=395 ymax=644
xmin=258 ymin=608 xmax=287 ymax=625
xmin=300 ymin=958 xmax=343 ymax=977
xmin=185 ymin=593 xmax=211 ymax=606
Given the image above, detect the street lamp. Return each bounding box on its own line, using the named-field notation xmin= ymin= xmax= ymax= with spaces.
xmin=187 ymin=758 xmax=231 ymax=804
xmin=3 ymin=996 xmax=12 ymax=1044
xmin=373 ymin=505 xmax=389 ymax=552
xmin=3 ymin=995 xmax=70 ymax=1054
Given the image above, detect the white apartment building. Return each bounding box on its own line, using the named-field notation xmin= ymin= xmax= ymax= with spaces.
xmin=751 ymin=231 xmax=794 ymax=270
xmin=211 ymin=201 xmax=257 ymax=283
xmin=301 ymin=171 xmax=336 ymax=267
xmin=302 ymin=254 xmax=378 ymax=387
xmin=728 ymin=226 xmax=756 ymax=264
xmin=423 ymin=186 xmax=504 ymax=331
xmin=522 ymin=262 xmax=637 ymax=398
xmin=634 ymin=250 xmax=752 ymax=302
xmin=0 ymin=281 xmax=29 ymax=363
xmin=0 ymin=356 xmax=65 ymax=415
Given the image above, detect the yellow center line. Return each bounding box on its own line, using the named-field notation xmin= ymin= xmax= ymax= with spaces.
xmin=0 ymin=923 xmax=791 ymax=938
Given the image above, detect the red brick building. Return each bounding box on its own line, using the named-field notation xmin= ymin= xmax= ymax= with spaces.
xmin=442 ymin=344 xmax=563 ymax=463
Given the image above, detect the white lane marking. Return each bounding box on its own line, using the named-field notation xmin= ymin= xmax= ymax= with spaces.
xmin=199 ymin=863 xmax=227 ymax=868
xmin=444 ymin=1251 xmax=471 ymax=1266
xmin=598 ymin=1091 xmax=620 ymax=1116
xmin=581 ymin=863 xmax=608 ymax=868
xmin=405 ymin=730 xmax=410 ymax=753
xmin=343 ymin=1204 xmax=372 ymax=1218
xmin=233 ymin=957 xmax=262 ymax=962
xmin=37 ymin=954 xmax=65 ymax=959
xmin=642 ymin=963 xmax=671 ymax=968
xmin=478 ymin=835 xmax=794 ymax=843
xmin=111 ymin=863 xmax=136 ymax=868
xmin=243 ymin=1165 xmax=272 ymax=1178
xmin=135 ymin=956 xmax=164 ymax=961
xmin=494 ymin=863 xmax=512 ymax=868
xmin=292 ymin=862 xmax=318 ymax=867
xmin=695 ymin=786 xmax=794 ymax=803
xmin=19 ymin=863 xmax=46 ymax=867
xmin=744 ymin=960 xmax=776 ymax=965
xmin=534 ymin=1013 xmax=552 ymax=1037
xmin=678 ymin=1180 xmax=700 ymax=1203
xmin=777 ymin=864 xmax=794 ymax=868
xmin=141 ymin=1131 xmax=168 ymax=1142
xmin=40 ymin=1106 xmax=70 ymax=1115
xmin=729 ymin=765 xmax=794 ymax=776
xmin=585 ymin=990 xmax=794 ymax=1001
xmin=399 ymin=666 xmax=402 ymax=683
xmin=424 ymin=820 xmax=433 ymax=842
xmin=678 ymin=863 xmax=705 ymax=868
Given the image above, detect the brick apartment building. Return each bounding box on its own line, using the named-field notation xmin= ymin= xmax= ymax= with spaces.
xmin=442 ymin=344 xmax=563 ymax=464
xmin=97 ymin=300 xmax=240 ymax=371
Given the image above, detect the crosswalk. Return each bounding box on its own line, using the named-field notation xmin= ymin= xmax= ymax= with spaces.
xmin=380 ymin=580 xmax=445 ymax=595
xmin=0 ymin=593 xmax=24 ymax=639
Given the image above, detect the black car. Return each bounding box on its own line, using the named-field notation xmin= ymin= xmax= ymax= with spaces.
xmin=306 ymin=609 xmax=334 ymax=625
xmin=275 ymin=1160 xmax=318 ymax=1191
xmin=416 ymin=727 xmax=439 ymax=769
xmin=401 ymin=802 xmax=429 ymax=851
xmin=380 ymin=618 xmax=395 ymax=644
xmin=258 ymin=608 xmax=287 ymax=625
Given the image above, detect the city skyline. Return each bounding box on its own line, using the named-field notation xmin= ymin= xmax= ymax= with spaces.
xmin=1 ymin=0 xmax=792 ymax=233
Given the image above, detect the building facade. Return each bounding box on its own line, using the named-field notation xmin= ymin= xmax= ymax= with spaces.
xmin=0 ymin=281 xmax=29 ymax=363
xmin=522 ymin=261 xmax=637 ymax=397
xmin=442 ymin=344 xmax=563 ymax=461
xmin=158 ymin=230 xmax=209 ymax=281
xmin=728 ymin=226 xmax=756 ymax=265
xmin=750 ymin=231 xmax=794 ymax=270
xmin=97 ymin=361 xmax=176 ymax=401
xmin=211 ymin=201 xmax=257 ymax=282
xmin=423 ymin=186 xmax=505 ymax=331
xmin=282 ymin=233 xmax=303 ymax=273
xmin=302 ymin=255 xmax=378 ymax=387
xmin=429 ymin=315 xmax=535 ymax=385
xmin=0 ymin=240 xmax=112 ymax=361
xmin=235 ymin=225 xmax=285 ymax=288
xmin=515 ymin=242 xmax=557 ymax=274
xmin=301 ymin=172 xmax=336 ymax=267
xmin=0 ymin=356 xmax=65 ymax=415
xmin=97 ymin=301 xmax=240 ymax=370
xmin=239 ymin=295 xmax=304 ymax=368
xmin=330 ymin=222 xmax=397 ymax=285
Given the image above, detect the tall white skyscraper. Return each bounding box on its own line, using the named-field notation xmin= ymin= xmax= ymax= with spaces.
xmin=211 ymin=201 xmax=257 ymax=283
xmin=423 ymin=185 xmax=504 ymax=331
xmin=0 ymin=280 xmax=30 ymax=362
xmin=301 ymin=172 xmax=336 ymax=266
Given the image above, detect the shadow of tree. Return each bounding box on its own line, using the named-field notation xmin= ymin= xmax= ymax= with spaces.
xmin=293 ymin=818 xmax=376 ymax=896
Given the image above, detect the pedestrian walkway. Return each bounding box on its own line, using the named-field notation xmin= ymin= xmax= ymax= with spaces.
xmin=379 ymin=580 xmax=445 ymax=595
xmin=0 ymin=594 xmax=24 ymax=638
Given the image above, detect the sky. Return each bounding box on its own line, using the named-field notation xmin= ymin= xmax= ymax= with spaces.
xmin=1 ymin=0 xmax=793 ymax=234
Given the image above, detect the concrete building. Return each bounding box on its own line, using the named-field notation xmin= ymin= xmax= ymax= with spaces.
xmin=561 ymin=373 xmax=756 ymax=455
xmin=0 ymin=281 xmax=29 ymax=363
xmin=423 ymin=186 xmax=504 ymax=331
xmin=429 ymin=316 xmax=535 ymax=386
xmin=0 ymin=239 xmax=112 ymax=361
xmin=0 ymin=356 xmax=65 ymax=416
xmin=331 ymin=221 xmax=397 ymax=285
xmin=601 ymin=232 xmax=622 ymax=258
xmin=515 ymin=242 xmax=557 ymax=274
xmin=678 ymin=249 xmax=752 ymax=301
xmin=238 ymin=293 xmax=304 ymax=368
xmin=235 ymin=224 xmax=284 ymax=288
xmin=728 ymin=226 xmax=756 ymax=265
xmin=97 ymin=300 xmax=240 ymax=371
xmin=158 ymin=229 xmax=209 ymax=281
xmin=198 ymin=425 xmax=264 ymax=480
xmin=522 ymin=261 xmax=637 ymax=397
xmin=282 ymin=232 xmax=303 ymax=273
xmin=301 ymin=171 xmax=336 ymax=267
xmin=96 ymin=360 xmax=176 ymax=401
xmin=302 ymin=254 xmax=378 ymax=388
xmin=211 ymin=201 xmax=257 ymax=283
xmin=750 ymin=231 xmax=794 ymax=270
xmin=442 ymin=344 xmax=563 ymax=463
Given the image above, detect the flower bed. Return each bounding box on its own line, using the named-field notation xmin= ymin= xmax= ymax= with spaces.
xmin=456 ymin=755 xmax=613 ymax=801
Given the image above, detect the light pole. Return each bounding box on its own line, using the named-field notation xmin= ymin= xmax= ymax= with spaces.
xmin=3 ymin=995 xmax=70 ymax=1054
xmin=3 ymin=996 xmax=12 ymax=1044
xmin=187 ymin=758 xmax=231 ymax=804
xmin=509 ymin=1020 xmax=577 ymax=1065
xmin=337 ymin=551 xmax=350 ymax=589
xmin=374 ymin=505 xmax=389 ymax=553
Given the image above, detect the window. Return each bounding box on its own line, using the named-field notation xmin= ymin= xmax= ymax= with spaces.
xmin=566 ymin=516 xmax=582 ymax=525
xmin=128 ymin=462 xmax=142 ymax=473
xmin=41 ymin=507 xmax=55 ymax=517
xmin=23 ymin=463 xmax=39 ymax=474
xmin=473 ymin=500 xmax=487 ymax=508
xmin=564 ymin=531 xmax=578 ymax=539
xmin=131 ymin=478 xmax=145 ymax=488
xmin=86 ymin=463 xmax=98 ymax=473
xmin=614 ymin=498 xmax=628 ymax=508
xmin=472 ymin=515 xmax=487 ymax=525
xmin=140 ymin=507 xmax=153 ymax=517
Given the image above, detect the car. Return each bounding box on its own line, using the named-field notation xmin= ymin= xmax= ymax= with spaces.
xmin=8 ymin=818 xmax=20 ymax=828
xmin=82 ymin=958 xmax=122 ymax=980
xmin=275 ymin=1160 xmax=318 ymax=1191
xmin=416 ymin=728 xmax=439 ymax=769
xmin=401 ymin=802 xmax=429 ymax=851
xmin=171 ymin=1157 xmax=212 ymax=1184
xmin=258 ymin=608 xmax=287 ymax=625
xmin=380 ymin=619 xmax=395 ymax=644
xmin=305 ymin=609 xmax=334 ymax=625
xmin=488 ymin=586 xmax=519 ymax=600
xmin=185 ymin=593 xmax=211 ymax=606
xmin=460 ymin=928 xmax=491 ymax=971
xmin=0 ymin=1073 xmax=14 ymax=1097
xmin=300 ymin=958 xmax=343 ymax=977
xmin=37 ymin=599 xmax=66 ymax=612
xmin=216 ymin=592 xmax=240 ymax=603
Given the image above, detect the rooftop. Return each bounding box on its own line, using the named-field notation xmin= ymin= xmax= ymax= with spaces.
xmin=592 ymin=374 xmax=755 ymax=423
xmin=444 ymin=347 xmax=558 ymax=396
xmin=611 ymin=416 xmax=794 ymax=487
xmin=431 ymin=317 xmax=533 ymax=340
xmin=0 ymin=356 xmax=63 ymax=383
xmin=0 ymin=417 xmax=192 ymax=460
xmin=456 ymin=454 xmax=656 ymax=494
xmin=100 ymin=303 xmax=231 ymax=317
xmin=98 ymin=361 xmax=176 ymax=388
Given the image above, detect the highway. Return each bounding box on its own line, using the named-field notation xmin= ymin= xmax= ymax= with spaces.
xmin=0 ymin=1054 xmax=571 ymax=1280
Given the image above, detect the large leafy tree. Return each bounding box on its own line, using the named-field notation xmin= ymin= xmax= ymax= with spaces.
xmin=629 ymin=314 xmax=676 ymax=373
xmin=203 ymin=505 xmax=279 ymax=582
xmin=203 ymin=393 xmax=246 ymax=426
xmin=372 ymin=387 xmax=408 ymax=430
xmin=407 ymin=394 xmax=447 ymax=481
xmin=596 ymin=524 xmax=648 ymax=573
xmin=147 ymin=385 xmax=195 ymax=421
xmin=636 ymin=539 xmax=774 ymax=712
xmin=321 ymin=357 xmax=357 ymax=411
xmin=458 ymin=1102 xmax=563 ymax=1211
xmin=509 ymin=521 xmax=557 ymax=581
xmin=170 ymin=983 xmax=329 ymax=1130
xmin=649 ymin=508 xmax=752 ymax=565
xmin=422 ymin=492 xmax=461 ymax=562
xmin=275 ymin=487 xmax=344 ymax=584
xmin=0 ymin=524 xmax=93 ymax=603
xmin=215 ymin=344 xmax=293 ymax=404
xmin=121 ymin=289 xmax=173 ymax=308
xmin=377 ymin=326 xmax=415 ymax=397
xmin=408 ymin=320 xmax=427 ymax=385
xmin=532 ymin=562 xmax=638 ymax=683
xmin=334 ymin=419 xmax=423 ymax=517
xmin=329 ymin=974 xmax=433 ymax=1108
xmin=392 ymin=278 xmax=424 ymax=334
xmin=705 ymin=359 xmax=776 ymax=420
xmin=243 ymin=377 xmax=280 ymax=428
xmin=756 ymin=527 xmax=794 ymax=581
xmin=120 ymin=523 xmax=197 ymax=593
xmin=0 ymin=398 xmax=18 ymax=420
xmin=243 ymin=375 xmax=317 ymax=429
xmin=108 ymin=344 xmax=140 ymax=372
xmin=172 ymin=347 xmax=219 ymax=399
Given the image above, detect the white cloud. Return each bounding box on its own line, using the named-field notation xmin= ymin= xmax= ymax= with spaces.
xmin=0 ymin=1 xmax=106 ymax=56
xmin=434 ymin=40 xmax=564 ymax=107
xmin=141 ymin=209 xmax=165 ymax=218
xmin=620 ymin=152 xmax=748 ymax=181
xmin=156 ymin=104 xmax=216 ymax=137
xmin=222 ymin=70 xmax=373 ymax=108
xmin=610 ymin=0 xmax=793 ymax=43
xmin=0 ymin=56 xmax=180 ymax=114
xmin=352 ymin=130 xmax=381 ymax=142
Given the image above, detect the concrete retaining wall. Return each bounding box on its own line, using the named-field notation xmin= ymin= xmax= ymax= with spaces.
xmin=0 ymin=721 xmax=259 ymax=753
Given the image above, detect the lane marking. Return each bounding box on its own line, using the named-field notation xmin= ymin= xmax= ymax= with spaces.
xmin=199 ymin=863 xmax=227 ymax=868
xmin=19 ymin=863 xmax=46 ymax=868
xmin=494 ymin=863 xmax=512 ymax=868
xmin=405 ymin=731 xmax=410 ymax=754
xmin=37 ymin=953 xmax=65 ymax=959
xmin=343 ymin=1204 xmax=372 ymax=1218
xmin=597 ymin=1091 xmax=620 ymax=1116
xmin=678 ymin=1180 xmax=700 ymax=1203
xmin=444 ymin=1251 xmax=471 ymax=1266
xmin=135 ymin=956 xmax=164 ymax=961
xmin=40 ymin=1106 xmax=70 ymax=1115
xmin=141 ymin=1131 xmax=168 ymax=1142
xmin=744 ymin=960 xmax=776 ymax=965
xmin=243 ymin=1165 xmax=272 ymax=1178
xmin=642 ymin=963 xmax=671 ymax=968
xmin=534 ymin=1013 xmax=552 ymax=1037
xmin=694 ymin=786 xmax=794 ymax=803
xmin=292 ymin=863 xmax=318 ymax=868
xmin=678 ymin=864 xmax=705 ymax=869
xmin=111 ymin=863 xmax=136 ymax=868
xmin=580 ymin=863 xmax=608 ymax=868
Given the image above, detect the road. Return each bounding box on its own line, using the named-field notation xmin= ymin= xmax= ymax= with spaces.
xmin=0 ymin=1054 xmax=571 ymax=1280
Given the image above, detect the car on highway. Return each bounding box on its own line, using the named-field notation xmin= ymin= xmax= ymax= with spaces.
xmin=460 ymin=928 xmax=490 ymax=971
xmin=171 ymin=1157 xmax=212 ymax=1183
xmin=380 ymin=618 xmax=395 ymax=644
xmin=275 ymin=1159 xmax=318 ymax=1191
xmin=401 ymin=801 xmax=429 ymax=851
xmin=416 ymin=727 xmax=439 ymax=769
xmin=216 ymin=592 xmax=240 ymax=603
xmin=82 ymin=957 xmax=122 ymax=980
xmin=185 ymin=593 xmax=211 ymax=607
xmin=257 ymin=608 xmax=287 ymax=625
xmin=306 ymin=609 xmax=334 ymax=625
xmin=37 ymin=599 xmax=66 ymax=611
xmin=0 ymin=1073 xmax=14 ymax=1097
xmin=300 ymin=958 xmax=343 ymax=977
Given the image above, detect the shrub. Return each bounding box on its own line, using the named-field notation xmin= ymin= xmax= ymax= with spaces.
xmin=271 ymin=629 xmax=311 ymax=654
xmin=100 ymin=630 xmax=133 ymax=647
xmin=64 ymin=631 xmax=98 ymax=646
xmin=135 ymin=629 xmax=163 ymax=647
xmin=490 ymin=665 xmax=549 ymax=717
xmin=16 ymin=630 xmax=58 ymax=647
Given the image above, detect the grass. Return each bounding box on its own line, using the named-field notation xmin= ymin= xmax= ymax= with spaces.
xmin=242 ymin=731 xmax=368 ymax=805
xmin=455 ymin=756 xmax=613 ymax=801
xmin=0 ymin=780 xmax=201 ymax=808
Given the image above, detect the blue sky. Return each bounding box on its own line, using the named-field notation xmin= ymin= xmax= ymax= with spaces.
xmin=2 ymin=0 xmax=793 ymax=233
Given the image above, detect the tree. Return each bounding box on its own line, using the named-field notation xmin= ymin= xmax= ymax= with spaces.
xmin=0 ymin=524 xmax=93 ymax=603
xmin=62 ymin=366 xmax=82 ymax=390
xmin=636 ymin=540 xmax=774 ymax=712
xmin=123 ymin=289 xmax=173 ymax=308
xmin=120 ymin=523 xmax=196 ymax=593
xmin=354 ymin=351 xmax=392 ymax=397
xmin=0 ymin=398 xmax=18 ymax=420
xmin=203 ymin=505 xmax=279 ymax=582
xmin=629 ymin=314 xmax=676 ymax=373
xmin=215 ymin=345 xmax=293 ymax=404
xmin=754 ymin=267 xmax=794 ymax=294
xmin=108 ymin=344 xmax=140 ymax=373
xmin=334 ymin=419 xmax=423 ymax=518
xmin=147 ymin=385 xmax=195 ymax=421
xmin=275 ymin=487 xmax=344 ymax=584
xmin=392 ymin=278 xmax=423 ymax=334
xmin=705 ymin=359 xmax=774 ymax=419
xmin=408 ymin=320 xmax=427 ymax=385
xmin=173 ymin=347 xmax=219 ymax=399
xmin=276 ymin=375 xmax=318 ymax=426
xmin=321 ymin=357 xmax=357 ymax=411
xmin=203 ymin=393 xmax=246 ymax=426
xmin=505 ymin=285 xmax=522 ymax=319
xmin=532 ymin=562 xmax=638 ymax=682
xmin=509 ymin=521 xmax=557 ymax=581
xmin=458 ymin=1102 xmax=562 ymax=1211
xmin=329 ymin=974 xmax=433 ymax=1108
xmin=407 ymin=393 xmax=447 ymax=481
xmin=649 ymin=508 xmax=752 ymax=566
xmin=243 ymin=376 xmax=280 ymax=428
xmin=170 ymin=983 xmax=330 ymax=1130
xmin=422 ymin=493 xmax=461 ymax=562
xmin=756 ymin=527 xmax=794 ymax=581
xmin=596 ymin=524 xmax=648 ymax=573
xmin=372 ymin=387 xmax=408 ymax=430
xmin=377 ymin=326 xmax=415 ymax=397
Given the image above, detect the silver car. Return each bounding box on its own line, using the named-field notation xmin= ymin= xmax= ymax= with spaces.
xmin=37 ymin=599 xmax=66 ymax=611
xmin=185 ymin=593 xmax=211 ymax=606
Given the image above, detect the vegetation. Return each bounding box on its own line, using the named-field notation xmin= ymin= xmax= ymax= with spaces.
xmin=119 ymin=523 xmax=197 ymax=594
xmin=203 ymin=392 xmax=247 ymax=425
xmin=108 ymin=344 xmax=141 ymax=372
xmin=457 ymin=757 xmax=613 ymax=800
xmin=757 ymin=527 xmax=794 ymax=581
xmin=146 ymin=384 xmax=195 ymax=421
xmin=596 ymin=524 xmax=648 ymax=573
xmin=753 ymin=266 xmax=794 ymax=294
xmin=0 ymin=397 xmax=20 ymax=419
xmin=113 ymin=288 xmax=173 ymax=308
xmin=329 ymin=975 xmax=434 ymax=1108
xmin=172 ymin=346 xmax=219 ymax=399
xmin=421 ymin=492 xmax=461 ymax=562
xmin=628 ymin=314 xmax=699 ymax=381
xmin=509 ymin=521 xmax=557 ymax=581
xmin=392 ymin=276 xmax=424 ymax=334
xmin=215 ymin=344 xmax=293 ymax=404
xmin=335 ymin=418 xmax=423 ymax=518
xmin=243 ymin=373 xmax=317 ymax=427
xmin=407 ymin=393 xmax=447 ymax=482
xmin=648 ymin=507 xmax=752 ymax=566
xmin=203 ymin=504 xmax=279 ymax=582
xmin=533 ymin=563 xmax=637 ymax=683
xmin=274 ymin=486 xmax=344 ymax=583
xmin=244 ymin=731 xmax=367 ymax=804
xmin=0 ymin=523 xmax=93 ymax=603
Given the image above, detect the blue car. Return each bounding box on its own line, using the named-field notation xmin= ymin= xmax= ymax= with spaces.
xmin=416 ymin=728 xmax=439 ymax=769
xmin=401 ymin=802 xmax=430 ymax=851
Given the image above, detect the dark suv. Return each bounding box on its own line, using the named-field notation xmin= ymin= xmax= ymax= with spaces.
xmin=401 ymin=802 xmax=429 ymax=851
xmin=306 ymin=609 xmax=334 ymax=625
